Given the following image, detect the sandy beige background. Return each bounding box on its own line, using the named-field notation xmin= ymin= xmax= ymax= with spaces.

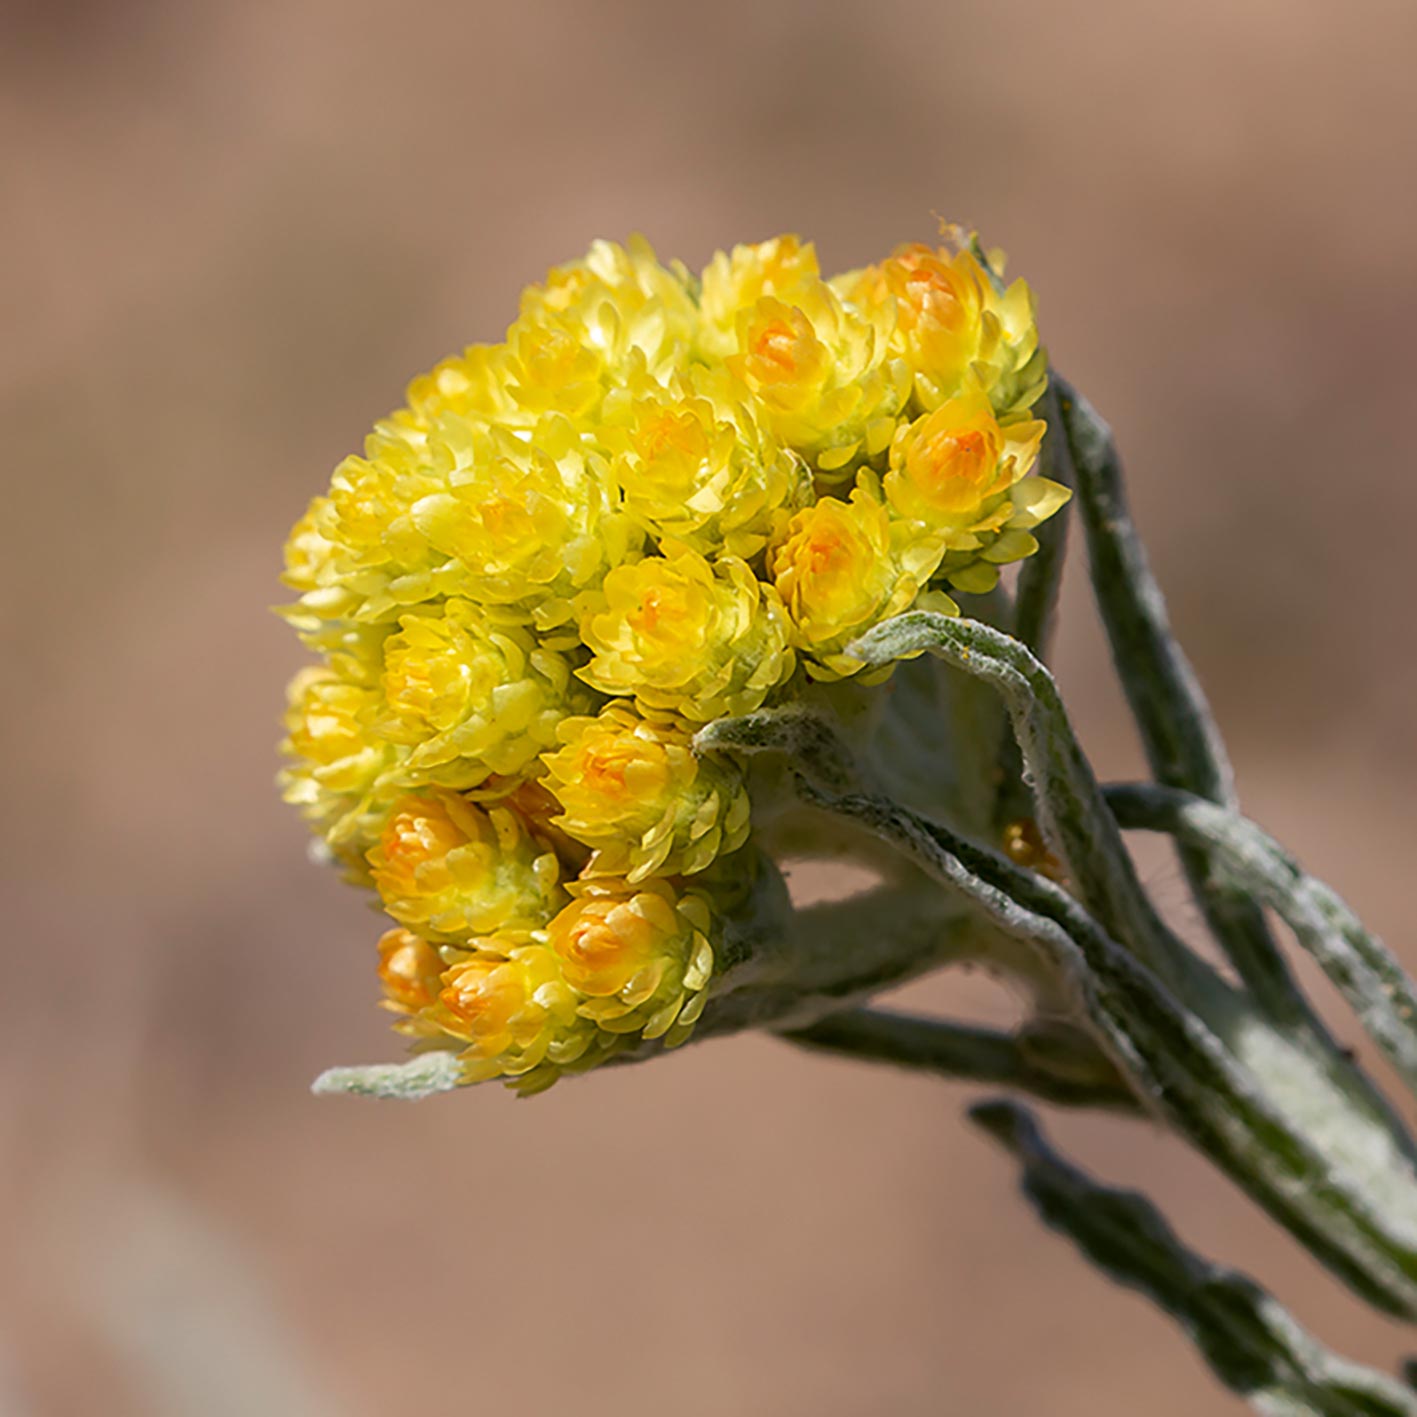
xmin=3 ymin=1 xmax=1415 ymax=1412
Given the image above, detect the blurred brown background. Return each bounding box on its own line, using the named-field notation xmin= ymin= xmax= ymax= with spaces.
xmin=2 ymin=1 xmax=1415 ymax=1412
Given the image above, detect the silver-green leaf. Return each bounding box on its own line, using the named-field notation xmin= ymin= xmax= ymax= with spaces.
xmin=1107 ymin=782 xmax=1417 ymax=1101
xmin=973 ymin=1100 xmax=1417 ymax=1417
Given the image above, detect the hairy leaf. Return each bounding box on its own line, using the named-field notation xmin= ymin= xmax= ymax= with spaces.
xmin=973 ymin=1100 xmax=1417 ymax=1416
xmin=1107 ymin=782 xmax=1417 ymax=1101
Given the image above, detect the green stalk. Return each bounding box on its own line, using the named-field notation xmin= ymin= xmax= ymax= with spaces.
xmin=783 ymin=1008 xmax=1140 ymax=1112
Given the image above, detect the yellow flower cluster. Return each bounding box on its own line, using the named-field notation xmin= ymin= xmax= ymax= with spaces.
xmin=280 ymin=229 xmax=1067 ymax=1090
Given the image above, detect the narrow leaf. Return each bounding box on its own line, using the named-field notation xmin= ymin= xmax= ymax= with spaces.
xmin=994 ymin=380 xmax=1075 ymax=830
xmin=791 ymin=768 xmax=1417 ymax=1318
xmin=1054 ymin=375 xmax=1307 ymax=1023
xmin=1009 ymin=381 xmax=1074 ymax=664
xmin=973 ymin=1099 xmax=1417 ymax=1417
xmin=694 ymin=706 xmax=862 ymax=794
xmin=311 ymin=1052 xmax=464 ymax=1100
xmin=848 ymin=610 xmax=1201 ymax=997
xmin=1107 ymin=782 xmax=1417 ymax=1101
xmin=847 ymin=608 xmax=1417 ymax=1171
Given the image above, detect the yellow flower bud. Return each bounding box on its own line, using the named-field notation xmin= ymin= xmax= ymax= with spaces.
xmin=841 ymin=242 xmax=1046 ymax=420
xmin=576 ymin=542 xmax=795 ymax=722
xmin=376 ymin=927 xmax=445 ymax=1016
xmin=435 ymin=944 xmax=594 ymax=1084
xmin=325 ymin=441 xmax=444 ymax=577
xmin=732 ymin=297 xmax=831 ymax=407
xmin=886 ymin=388 xmax=1066 ymax=594
xmin=379 ymin=599 xmax=582 ymax=781
xmin=697 ymin=234 xmax=823 ymax=356
xmin=396 ymin=343 xmax=520 ymax=436
xmin=367 ymin=789 xmax=563 ymax=940
xmin=279 ymin=442 xmax=450 ymax=628
xmin=409 ymin=414 xmax=640 ymax=628
xmin=610 ymin=377 xmax=809 ymax=558
xmin=519 ymin=235 xmax=699 ymax=388
xmin=505 ymin=318 xmax=605 ymax=419
xmin=281 ymin=496 xmax=339 ymax=597
xmin=726 ymin=284 xmax=909 ymax=476
xmin=770 ymin=487 xmax=943 ymax=675
xmin=542 ymin=703 xmax=751 ymax=881
xmin=279 ymin=660 xmax=397 ymax=861
xmin=886 ymin=389 xmax=1043 ymax=525
xmin=850 ymin=244 xmax=983 ymax=399
xmin=546 ymin=879 xmax=715 ymax=1042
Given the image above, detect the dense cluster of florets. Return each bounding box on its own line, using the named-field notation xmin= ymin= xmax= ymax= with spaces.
xmin=280 ymin=231 xmax=1066 ymax=1091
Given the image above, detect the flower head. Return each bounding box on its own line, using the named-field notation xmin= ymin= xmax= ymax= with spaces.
xmin=367 ymin=789 xmax=564 ymax=940
xmin=725 ymin=284 xmax=909 ymax=476
xmin=546 ymin=878 xmax=715 ymax=1043
xmin=434 ymin=944 xmax=599 ymax=1088
xmin=409 ymin=414 xmax=640 ymax=628
xmin=609 ymin=377 xmax=810 ymax=558
xmin=576 ymin=542 xmax=795 ymax=721
xmin=886 ymin=388 xmax=1067 ymax=594
xmin=770 ymin=487 xmax=944 ymax=676
xmin=840 ymin=242 xmax=1046 ymax=421
xmin=280 ymin=227 xmax=1071 ymax=1094
xmin=697 ymin=234 xmax=822 ymax=356
xmin=379 ymin=600 xmax=582 ymax=783
xmin=542 ymin=703 xmax=751 ymax=880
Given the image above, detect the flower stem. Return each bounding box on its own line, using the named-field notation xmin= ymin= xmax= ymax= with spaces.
xmin=783 ymin=1007 xmax=1142 ymax=1112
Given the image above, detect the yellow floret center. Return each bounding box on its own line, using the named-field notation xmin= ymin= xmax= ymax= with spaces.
xmin=910 ymin=426 xmax=1000 ymax=509
xmin=626 ymin=579 xmax=708 ymax=655
xmin=440 ymin=959 xmax=533 ymax=1057
xmin=772 ymin=495 xmax=893 ymax=646
xmin=370 ymin=794 xmax=470 ymax=902
xmin=635 ymin=407 xmax=709 ymax=476
xmin=385 ymin=641 xmax=478 ymax=734
xmin=580 ymin=739 xmax=671 ymax=807
xmin=739 ymin=301 xmax=830 ymax=400
xmin=549 ymin=893 xmax=671 ymax=997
